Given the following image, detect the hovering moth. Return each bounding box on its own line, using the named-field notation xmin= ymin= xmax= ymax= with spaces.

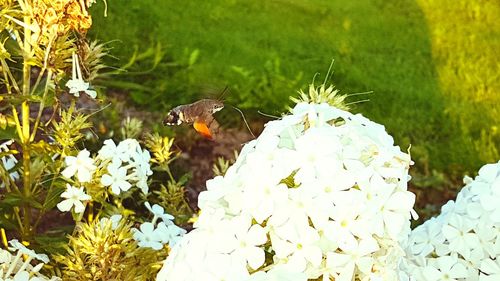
xmin=163 ymin=99 xmax=224 ymax=140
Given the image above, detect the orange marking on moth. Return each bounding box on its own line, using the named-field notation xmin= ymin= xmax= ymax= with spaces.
xmin=193 ymin=121 xmax=213 ymax=140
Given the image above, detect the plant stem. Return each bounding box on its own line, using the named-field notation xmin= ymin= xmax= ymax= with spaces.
xmin=30 ymin=70 xmax=52 ymax=142
xmin=20 ymin=10 xmax=33 ymax=241
xmin=21 ymin=101 xmax=32 ymax=240
xmin=33 ymin=148 xmax=65 ymax=232
xmin=165 ymin=166 xmax=175 ymax=182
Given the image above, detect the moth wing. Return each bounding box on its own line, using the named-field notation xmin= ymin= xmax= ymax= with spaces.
xmin=193 ymin=114 xmax=220 ymax=140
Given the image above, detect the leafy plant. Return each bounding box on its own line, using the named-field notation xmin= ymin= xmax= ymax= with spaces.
xmin=230 ymin=57 xmax=304 ymax=112
xmin=97 ymin=43 xmax=201 ymax=109
xmin=0 ymin=1 xmax=193 ymax=280
xmin=0 ymin=0 xmax=105 ymax=243
xmin=52 ymin=216 xmax=165 ymax=281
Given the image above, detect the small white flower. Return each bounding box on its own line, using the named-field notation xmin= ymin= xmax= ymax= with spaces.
xmin=242 ymin=177 xmax=288 ymax=224
xmin=132 ymin=222 xmax=163 ymax=250
xmin=408 ymin=218 xmax=446 ymax=257
xmin=56 ymin=184 xmax=91 ymax=214
xmin=144 ymin=202 xmax=174 ymax=223
xmin=0 ymin=141 xmax=20 ymax=188
xmin=423 ymin=256 xmax=468 ymax=281
xmin=61 ymin=149 xmax=96 ymax=183
xmin=101 ymin=161 xmax=131 ymax=195
xmin=155 ymin=221 xmax=186 ymax=246
xmin=132 ymin=166 xmax=150 ymax=194
xmin=97 ymin=139 xmax=129 ymax=163
xmin=99 ymin=214 xmax=122 ymax=229
xmin=326 ymin=237 xmax=379 ymax=279
xmin=271 ymin=222 xmax=322 ymax=273
xmin=2 ymin=239 xmax=60 ymax=281
xmin=131 ymin=148 xmax=153 ymax=176
xmin=66 ymin=53 xmax=97 ymax=98
xmin=480 ymin=258 xmax=500 ymax=281
xmin=228 ymin=216 xmax=267 ymax=270
xmin=442 ymin=214 xmax=480 ymax=260
xmin=8 ymin=239 xmax=49 ymax=263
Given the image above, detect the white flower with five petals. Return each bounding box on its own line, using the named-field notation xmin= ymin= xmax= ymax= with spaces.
xmin=101 ymin=161 xmax=131 ymax=195
xmin=61 ymin=149 xmax=96 ymax=183
xmin=56 ymin=184 xmax=91 ymax=214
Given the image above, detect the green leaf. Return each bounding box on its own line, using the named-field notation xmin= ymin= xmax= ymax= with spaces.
xmin=0 ymin=215 xmax=17 ymax=230
xmin=153 ymin=42 xmax=165 ymax=68
xmin=177 ymin=173 xmax=191 ymax=186
xmin=34 ymin=234 xmax=70 ymax=255
xmin=0 ymin=126 xmax=17 ymax=140
xmin=100 ymin=79 xmax=154 ymax=93
xmin=42 ymin=184 xmax=66 ymax=211
xmin=1 ymin=95 xmax=43 ymax=105
xmin=25 ymin=196 xmax=44 ymax=209
xmin=0 ymin=191 xmax=23 ymax=207
xmin=188 ymin=49 xmax=200 ymax=66
xmin=30 ymin=157 xmax=46 ymax=185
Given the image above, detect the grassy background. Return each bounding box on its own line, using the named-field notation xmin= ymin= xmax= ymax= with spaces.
xmin=89 ymin=0 xmax=499 ymax=188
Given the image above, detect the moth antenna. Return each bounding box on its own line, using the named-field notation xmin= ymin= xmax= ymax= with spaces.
xmin=217 ymin=85 xmax=230 ymax=101
xmin=87 ymin=127 xmax=99 ymax=140
xmin=80 ymin=102 xmax=112 ymax=117
xmin=173 ymin=143 xmax=183 ymax=153
xmin=346 ymin=99 xmax=370 ymax=106
xmin=257 ymin=110 xmax=281 ymax=119
xmin=230 ymin=105 xmax=256 ymax=139
xmin=44 ymin=101 xmax=60 ymax=126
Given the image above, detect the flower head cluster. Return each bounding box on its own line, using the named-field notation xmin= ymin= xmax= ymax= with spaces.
xmin=0 ymin=240 xmax=60 ymax=281
xmin=61 ymin=139 xmax=152 ymax=197
xmin=132 ymin=202 xmax=186 ymax=250
xmin=98 ymin=139 xmax=153 ymax=194
xmin=402 ymin=161 xmax=500 ymax=281
xmin=157 ymin=102 xmax=417 ymax=281
xmin=2 ymin=0 xmax=94 ymax=48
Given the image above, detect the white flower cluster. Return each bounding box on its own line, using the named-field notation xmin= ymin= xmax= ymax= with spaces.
xmin=0 ymin=239 xmax=60 ymax=281
xmin=97 ymin=139 xmax=153 ymax=195
xmin=58 ymin=139 xmax=152 ymax=214
xmin=61 ymin=139 xmax=152 ymax=192
xmin=157 ymin=102 xmax=417 ymax=281
xmin=0 ymin=140 xmax=20 ymax=188
xmin=402 ymin=161 xmax=500 ymax=281
xmin=132 ymin=202 xmax=186 ymax=250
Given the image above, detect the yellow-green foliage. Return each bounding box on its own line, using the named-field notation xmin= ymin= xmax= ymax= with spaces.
xmin=53 ymin=218 xmax=166 ymax=281
xmin=291 ymin=83 xmax=349 ymax=111
xmin=52 ymin=106 xmax=93 ymax=150
xmin=143 ymin=133 xmax=178 ymax=166
xmin=417 ymin=0 xmax=500 ymax=165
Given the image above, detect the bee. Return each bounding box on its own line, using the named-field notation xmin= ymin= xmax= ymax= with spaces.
xmin=163 ymin=99 xmax=224 ymax=140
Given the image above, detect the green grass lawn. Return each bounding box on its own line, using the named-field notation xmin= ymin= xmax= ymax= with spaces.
xmin=89 ymin=0 xmax=499 ymax=186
